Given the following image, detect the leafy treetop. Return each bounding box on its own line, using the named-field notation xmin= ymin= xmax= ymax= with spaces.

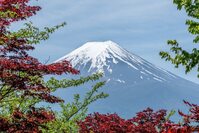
xmin=0 ymin=0 xmax=80 ymax=132
xmin=160 ymin=0 xmax=199 ymax=77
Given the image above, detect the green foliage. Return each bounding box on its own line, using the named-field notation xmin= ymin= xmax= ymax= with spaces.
xmin=0 ymin=21 xmax=64 ymax=117
xmin=43 ymin=75 xmax=108 ymax=133
xmin=160 ymin=0 xmax=199 ymax=77
xmin=47 ymin=72 xmax=104 ymax=92
xmin=0 ymin=10 xmax=17 ymax=19
xmin=5 ymin=22 xmax=66 ymax=45
xmin=165 ymin=110 xmax=176 ymax=121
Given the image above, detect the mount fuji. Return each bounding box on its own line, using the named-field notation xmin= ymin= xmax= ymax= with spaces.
xmin=55 ymin=41 xmax=199 ymax=118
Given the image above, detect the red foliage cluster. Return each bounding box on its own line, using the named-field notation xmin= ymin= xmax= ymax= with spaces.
xmin=0 ymin=0 xmax=79 ymax=104
xmin=0 ymin=108 xmax=55 ymax=132
xmin=0 ymin=0 xmax=41 ymax=29
xmin=78 ymin=102 xmax=199 ymax=133
xmin=0 ymin=0 xmax=79 ymax=132
xmin=128 ymin=108 xmax=167 ymax=132
xmin=78 ymin=108 xmax=167 ymax=133
xmin=162 ymin=101 xmax=199 ymax=132
xmin=78 ymin=113 xmax=132 ymax=133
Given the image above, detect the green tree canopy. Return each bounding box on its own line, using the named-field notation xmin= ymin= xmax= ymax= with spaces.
xmin=160 ymin=0 xmax=199 ymax=77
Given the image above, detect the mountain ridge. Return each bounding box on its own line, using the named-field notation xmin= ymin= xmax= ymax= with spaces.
xmin=56 ymin=41 xmax=178 ymax=83
xmin=55 ymin=41 xmax=199 ymax=118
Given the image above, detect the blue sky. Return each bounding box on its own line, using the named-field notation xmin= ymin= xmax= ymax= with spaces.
xmin=17 ymin=0 xmax=198 ymax=83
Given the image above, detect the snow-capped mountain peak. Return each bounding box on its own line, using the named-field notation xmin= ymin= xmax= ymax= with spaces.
xmin=72 ymin=41 xmax=120 ymax=58
xmin=54 ymin=41 xmax=199 ymax=119
xmin=56 ymin=41 xmax=144 ymax=72
xmin=56 ymin=41 xmax=178 ymax=82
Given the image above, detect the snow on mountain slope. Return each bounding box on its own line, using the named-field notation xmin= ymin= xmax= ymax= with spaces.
xmin=56 ymin=41 xmax=142 ymax=71
xmin=55 ymin=41 xmax=199 ymax=119
xmin=56 ymin=41 xmax=176 ymax=82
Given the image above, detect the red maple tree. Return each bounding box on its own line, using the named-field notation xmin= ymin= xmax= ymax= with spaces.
xmin=0 ymin=0 xmax=79 ymax=132
xmin=78 ymin=101 xmax=199 ymax=133
xmin=78 ymin=108 xmax=168 ymax=133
